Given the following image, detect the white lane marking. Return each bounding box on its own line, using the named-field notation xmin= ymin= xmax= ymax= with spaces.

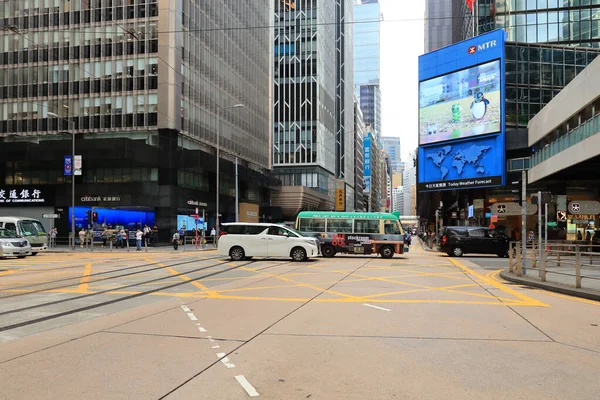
xmin=216 ymin=353 xmax=236 ymax=368
xmin=207 ymin=336 xmax=215 ymax=342
xmin=212 ymin=345 xmax=220 ymax=349
xmin=363 ymin=303 xmax=391 ymax=312
xmin=235 ymin=375 xmax=260 ymax=397
xmin=198 ymin=327 xmax=207 ymax=332
xmin=186 ymin=312 xmax=198 ymax=321
xmin=181 ymin=305 xmax=191 ymax=312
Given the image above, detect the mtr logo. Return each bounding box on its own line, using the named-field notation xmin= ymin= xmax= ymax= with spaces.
xmin=468 ymin=40 xmax=497 ymax=55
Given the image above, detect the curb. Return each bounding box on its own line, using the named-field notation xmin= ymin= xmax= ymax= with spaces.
xmin=499 ymin=270 xmax=600 ymax=302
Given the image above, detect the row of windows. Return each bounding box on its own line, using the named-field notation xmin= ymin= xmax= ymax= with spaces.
xmin=0 ymin=76 xmax=157 ymax=100
xmin=506 ymin=61 xmax=584 ymax=86
xmin=2 ymin=23 xmax=159 ymax=52
xmin=0 ymin=58 xmax=158 ymax=85
xmin=297 ymin=218 xmax=400 ymax=234
xmin=1 ymin=96 xmax=158 ymax=120
xmin=4 ymin=167 xmax=158 ymax=186
xmin=506 ymin=44 xmax=598 ymax=64
xmin=2 ymin=4 xmax=158 ymax=28
xmin=0 ymin=113 xmax=158 ymax=133
xmin=1 ymin=40 xmax=159 ymax=66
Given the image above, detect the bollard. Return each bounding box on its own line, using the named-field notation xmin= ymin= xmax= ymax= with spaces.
xmin=110 ymin=240 xmax=113 ymax=252
xmin=145 ymin=238 xmax=148 ymax=253
xmin=532 ymin=242 xmax=537 ymax=269
xmin=91 ymin=235 xmax=94 ymax=252
xmin=127 ymin=235 xmax=130 ymax=252
xmin=557 ymin=250 xmax=561 ymax=267
xmin=516 ymin=243 xmax=522 ymax=277
xmin=509 ymin=242 xmax=514 ymax=273
xmin=575 ymin=245 xmax=582 ymax=288
xmin=541 ymin=246 xmax=547 ymax=282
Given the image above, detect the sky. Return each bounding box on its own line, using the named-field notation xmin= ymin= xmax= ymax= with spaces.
xmin=379 ymin=0 xmax=425 ymax=161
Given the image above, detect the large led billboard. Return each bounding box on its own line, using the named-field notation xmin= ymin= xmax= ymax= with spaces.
xmin=419 ymin=60 xmax=501 ymax=145
xmin=417 ymin=29 xmax=506 ymax=192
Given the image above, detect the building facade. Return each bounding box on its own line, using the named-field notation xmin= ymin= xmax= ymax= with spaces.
xmin=0 ymin=0 xmax=277 ymax=240
xmin=382 ymin=136 xmax=402 ymax=172
xmin=354 ymin=0 xmax=382 ymax=141
xmin=353 ymin=98 xmax=366 ymax=211
xmin=271 ymin=0 xmax=355 ymax=218
xmin=425 ymin=0 xmax=454 ymax=53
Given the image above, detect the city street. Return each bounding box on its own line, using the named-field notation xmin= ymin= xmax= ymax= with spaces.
xmin=0 ymin=244 xmax=599 ymax=400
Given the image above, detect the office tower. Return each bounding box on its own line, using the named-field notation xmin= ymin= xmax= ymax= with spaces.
xmin=272 ymin=0 xmax=355 ymax=217
xmin=382 ymin=136 xmax=402 ymax=172
xmin=354 ymin=98 xmax=366 ymax=211
xmin=354 ymin=0 xmax=382 ymax=140
xmin=0 ymin=0 xmax=276 ymax=239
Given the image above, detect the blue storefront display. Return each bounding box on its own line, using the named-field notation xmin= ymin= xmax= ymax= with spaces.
xmin=418 ymin=29 xmax=507 ymax=192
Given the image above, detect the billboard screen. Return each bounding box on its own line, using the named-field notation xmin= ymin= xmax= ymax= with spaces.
xmin=419 ymin=60 xmax=501 ymax=146
xmin=363 ymin=134 xmax=372 ymax=193
xmin=417 ymin=29 xmax=506 ymax=192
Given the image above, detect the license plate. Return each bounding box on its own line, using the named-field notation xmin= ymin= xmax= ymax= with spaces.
xmin=18 ymin=251 xmax=26 ymax=255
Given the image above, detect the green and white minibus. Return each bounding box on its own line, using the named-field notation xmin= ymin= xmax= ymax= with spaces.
xmin=295 ymin=211 xmax=406 ymax=259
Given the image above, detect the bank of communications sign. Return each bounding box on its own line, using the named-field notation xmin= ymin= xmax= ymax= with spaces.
xmin=417 ymin=30 xmax=506 ymax=192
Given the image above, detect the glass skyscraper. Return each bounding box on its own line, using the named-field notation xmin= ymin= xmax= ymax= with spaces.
xmin=272 ymin=0 xmax=355 ymax=216
xmin=354 ymin=0 xmax=382 ymax=140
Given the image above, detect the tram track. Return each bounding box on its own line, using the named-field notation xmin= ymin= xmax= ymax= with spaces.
xmin=0 ymin=258 xmax=296 ymax=333
xmin=0 ymin=254 xmax=222 ymax=299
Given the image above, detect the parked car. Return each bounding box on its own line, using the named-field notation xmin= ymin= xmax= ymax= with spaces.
xmin=0 ymin=227 xmax=32 ymax=259
xmin=0 ymin=216 xmax=48 ymax=255
xmin=439 ymin=226 xmax=511 ymax=257
xmin=218 ymin=223 xmax=319 ymax=262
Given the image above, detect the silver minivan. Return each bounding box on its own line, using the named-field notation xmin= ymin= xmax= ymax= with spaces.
xmin=0 ymin=227 xmax=32 ymax=259
xmin=0 ymin=217 xmax=48 ymax=255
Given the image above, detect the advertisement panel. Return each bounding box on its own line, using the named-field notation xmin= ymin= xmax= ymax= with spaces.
xmin=418 ymin=29 xmax=506 ymax=192
xmin=419 ymin=60 xmax=501 ymax=145
xmin=239 ymin=203 xmax=259 ymax=223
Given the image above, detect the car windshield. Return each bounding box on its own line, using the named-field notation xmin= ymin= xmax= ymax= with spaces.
xmin=0 ymin=228 xmax=18 ymax=238
xmin=18 ymin=220 xmax=46 ymax=236
xmin=284 ymin=227 xmax=306 ymax=237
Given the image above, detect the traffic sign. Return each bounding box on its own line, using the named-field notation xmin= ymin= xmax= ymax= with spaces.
xmin=557 ymin=210 xmax=567 ymax=222
xmin=190 ymin=214 xmax=200 ymax=221
xmin=42 ymin=213 xmax=59 ymax=219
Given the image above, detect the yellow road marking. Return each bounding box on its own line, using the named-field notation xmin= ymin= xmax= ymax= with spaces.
xmin=448 ymin=259 xmax=549 ymax=307
xmin=143 ymin=257 xmax=221 ymax=297
xmin=76 ymin=262 xmax=93 ymax=293
xmin=0 ymin=270 xmax=17 ymax=277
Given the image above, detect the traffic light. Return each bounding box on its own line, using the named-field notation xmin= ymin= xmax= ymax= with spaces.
xmin=86 ymin=210 xmax=92 ymax=221
xmin=92 ymin=211 xmax=98 ymax=222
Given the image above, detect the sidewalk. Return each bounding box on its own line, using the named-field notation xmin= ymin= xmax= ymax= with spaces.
xmin=45 ymin=244 xmax=217 ymax=253
xmin=500 ymin=268 xmax=600 ymax=302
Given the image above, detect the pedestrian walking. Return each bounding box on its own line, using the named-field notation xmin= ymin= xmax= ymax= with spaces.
xmin=49 ymin=227 xmax=57 ymax=249
xmin=210 ymin=227 xmax=216 ymax=247
xmin=117 ymin=230 xmax=124 ymax=249
xmin=120 ymin=229 xmax=127 ymax=248
xmin=101 ymin=228 xmax=108 ymax=247
xmin=172 ymin=231 xmax=181 ymax=250
xmin=78 ymin=228 xmax=86 ymax=248
xmin=135 ymin=229 xmax=143 ymax=251
xmin=143 ymin=224 xmax=151 ymax=246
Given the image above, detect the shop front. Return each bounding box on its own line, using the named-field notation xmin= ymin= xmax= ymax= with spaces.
xmin=0 ymin=185 xmax=56 ymax=233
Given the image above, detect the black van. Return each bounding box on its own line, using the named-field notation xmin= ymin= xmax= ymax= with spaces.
xmin=439 ymin=226 xmax=510 ymax=257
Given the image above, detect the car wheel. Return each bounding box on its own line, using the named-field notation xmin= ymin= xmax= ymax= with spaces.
xmin=452 ymin=247 xmax=464 ymax=257
xmin=229 ymin=246 xmax=245 ymax=261
xmin=380 ymin=246 xmax=395 ymax=259
xmin=31 ymin=252 xmax=38 ymax=256
xmin=321 ymin=244 xmax=336 ymax=258
xmin=291 ymin=247 xmax=307 ymax=262
xmin=17 ymin=256 xmax=27 ymax=259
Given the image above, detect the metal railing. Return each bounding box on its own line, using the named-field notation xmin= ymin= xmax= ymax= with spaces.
xmin=531 ymin=112 xmax=600 ymax=167
xmin=509 ymin=241 xmax=600 ymax=289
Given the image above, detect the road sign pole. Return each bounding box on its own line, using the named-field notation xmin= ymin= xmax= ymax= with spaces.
xmin=545 ymin=202 xmax=548 ymax=252
xmin=521 ymin=170 xmax=527 ymax=275
xmin=538 ymin=191 xmax=542 ymax=277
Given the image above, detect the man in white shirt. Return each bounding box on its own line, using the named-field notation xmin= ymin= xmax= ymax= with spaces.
xmin=135 ymin=229 xmax=143 ymax=251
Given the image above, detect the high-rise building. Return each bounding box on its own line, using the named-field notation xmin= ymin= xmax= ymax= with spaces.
xmin=354 ymin=0 xmax=382 ymax=140
xmin=271 ymin=0 xmax=355 ymax=218
xmin=392 ymin=186 xmax=404 ymax=214
xmin=0 ymin=0 xmax=277 ymax=239
xmin=425 ymin=0 xmax=454 ymax=53
xmin=354 ymin=98 xmax=366 ymax=211
xmin=403 ymin=151 xmax=417 ymax=217
xmin=382 ymin=136 xmax=402 ymax=172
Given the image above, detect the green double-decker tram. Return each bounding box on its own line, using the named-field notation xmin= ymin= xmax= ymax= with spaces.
xmin=295 ymin=211 xmax=407 ymax=259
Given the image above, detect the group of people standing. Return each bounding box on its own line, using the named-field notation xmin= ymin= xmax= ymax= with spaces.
xmin=172 ymin=227 xmax=216 ymax=250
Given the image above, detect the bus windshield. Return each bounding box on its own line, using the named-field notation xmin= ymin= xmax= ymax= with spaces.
xmin=18 ymin=220 xmax=46 ymax=236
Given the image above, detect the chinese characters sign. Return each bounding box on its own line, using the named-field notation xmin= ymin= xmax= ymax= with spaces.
xmin=0 ymin=187 xmax=50 ymax=206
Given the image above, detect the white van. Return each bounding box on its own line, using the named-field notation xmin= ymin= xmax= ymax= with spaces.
xmin=0 ymin=217 xmax=48 ymax=255
xmin=218 ymin=223 xmax=319 ymax=262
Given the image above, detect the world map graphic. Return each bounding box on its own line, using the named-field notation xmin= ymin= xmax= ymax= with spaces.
xmin=426 ymin=143 xmax=491 ymax=181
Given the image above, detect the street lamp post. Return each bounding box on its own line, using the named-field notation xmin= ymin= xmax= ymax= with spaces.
xmin=48 ymin=109 xmax=76 ymax=251
xmin=215 ymin=104 xmax=244 ymax=244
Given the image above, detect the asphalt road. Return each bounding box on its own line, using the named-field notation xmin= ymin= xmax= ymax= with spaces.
xmin=0 ymin=245 xmax=599 ymax=399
